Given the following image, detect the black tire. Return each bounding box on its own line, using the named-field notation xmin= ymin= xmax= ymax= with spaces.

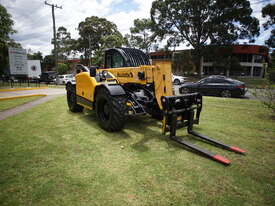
xmin=220 ymin=90 xmax=232 ymax=98
xmin=174 ymin=79 xmax=180 ymax=85
xmin=95 ymin=88 xmax=127 ymax=132
xmin=180 ymin=87 xmax=190 ymax=94
xmin=67 ymin=88 xmax=83 ymax=112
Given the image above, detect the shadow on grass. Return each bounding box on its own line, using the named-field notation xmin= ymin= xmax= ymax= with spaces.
xmin=79 ymin=110 xmax=132 ymax=140
xmin=78 ymin=111 xmax=178 ymax=152
xmin=75 ymin=110 xmax=228 ymax=163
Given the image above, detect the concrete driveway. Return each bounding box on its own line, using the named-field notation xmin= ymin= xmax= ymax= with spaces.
xmin=0 ymin=88 xmax=66 ymax=121
xmin=0 ymin=88 xmax=66 ymax=98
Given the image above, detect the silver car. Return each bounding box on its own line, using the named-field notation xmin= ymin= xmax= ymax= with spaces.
xmin=172 ymin=74 xmax=186 ymax=85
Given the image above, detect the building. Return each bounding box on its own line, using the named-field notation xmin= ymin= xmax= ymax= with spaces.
xmin=149 ymin=45 xmax=269 ymax=78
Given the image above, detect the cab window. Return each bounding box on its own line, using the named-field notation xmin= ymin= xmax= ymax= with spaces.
xmin=105 ymin=52 xmax=124 ymax=68
xmin=112 ymin=52 xmax=124 ymax=68
xmin=106 ymin=54 xmax=112 ymax=68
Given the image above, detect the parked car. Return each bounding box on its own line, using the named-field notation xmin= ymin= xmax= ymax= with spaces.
xmin=172 ymin=74 xmax=186 ymax=85
xmin=65 ymin=74 xmax=75 ymax=84
xmin=56 ymin=74 xmax=75 ymax=84
xmin=179 ymin=76 xmax=246 ymax=97
xmin=39 ymin=71 xmax=57 ymax=83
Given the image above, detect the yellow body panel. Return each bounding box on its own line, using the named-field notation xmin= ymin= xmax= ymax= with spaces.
xmin=152 ymin=61 xmax=173 ymax=109
xmin=76 ymin=72 xmax=98 ymax=103
xmin=75 ymin=61 xmax=173 ymax=112
xmin=103 ymin=65 xmax=154 ymax=85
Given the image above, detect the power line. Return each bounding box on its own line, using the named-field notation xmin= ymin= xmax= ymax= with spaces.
xmin=45 ymin=1 xmax=62 ymax=68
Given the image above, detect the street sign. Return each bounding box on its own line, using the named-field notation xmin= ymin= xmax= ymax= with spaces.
xmin=8 ymin=47 xmax=28 ymax=76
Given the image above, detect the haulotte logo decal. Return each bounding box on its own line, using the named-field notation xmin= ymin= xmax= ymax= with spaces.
xmin=117 ymin=72 xmax=133 ymax=78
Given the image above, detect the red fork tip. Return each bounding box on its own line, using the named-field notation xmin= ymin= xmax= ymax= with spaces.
xmin=213 ymin=155 xmax=230 ymax=165
xmin=230 ymin=146 xmax=246 ymax=154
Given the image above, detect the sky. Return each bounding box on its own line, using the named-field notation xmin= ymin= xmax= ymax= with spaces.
xmin=0 ymin=0 xmax=273 ymax=56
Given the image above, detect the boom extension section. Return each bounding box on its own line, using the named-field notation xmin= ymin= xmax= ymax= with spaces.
xmin=161 ymin=93 xmax=246 ymax=165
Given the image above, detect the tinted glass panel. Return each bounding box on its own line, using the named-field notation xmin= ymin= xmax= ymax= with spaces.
xmin=254 ymin=55 xmax=263 ymax=63
xmin=106 ymin=54 xmax=112 ymax=68
xmin=253 ymin=67 xmax=262 ymax=76
xmin=208 ymin=78 xmax=227 ymax=83
xmin=112 ymin=52 xmax=124 ymax=68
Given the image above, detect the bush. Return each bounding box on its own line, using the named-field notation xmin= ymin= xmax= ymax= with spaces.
xmin=56 ymin=63 xmax=69 ymax=74
xmin=269 ymin=71 xmax=275 ymax=82
xmin=252 ymin=78 xmax=275 ymax=114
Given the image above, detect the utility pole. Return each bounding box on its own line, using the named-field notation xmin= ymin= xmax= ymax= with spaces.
xmin=45 ymin=1 xmax=62 ymax=68
xmin=88 ymin=35 xmax=92 ymax=67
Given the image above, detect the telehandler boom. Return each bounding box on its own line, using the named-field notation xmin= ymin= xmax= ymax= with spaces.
xmin=66 ymin=48 xmax=245 ymax=165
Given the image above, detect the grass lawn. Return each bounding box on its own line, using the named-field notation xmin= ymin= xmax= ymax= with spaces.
xmin=0 ymin=96 xmax=274 ymax=206
xmin=0 ymin=96 xmax=43 ymax=111
xmin=236 ymin=78 xmax=275 ymax=88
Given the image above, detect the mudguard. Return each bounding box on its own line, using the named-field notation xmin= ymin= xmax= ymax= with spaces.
xmin=97 ymin=84 xmax=126 ymax=96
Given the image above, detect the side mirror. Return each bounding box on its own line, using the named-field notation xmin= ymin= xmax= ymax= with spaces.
xmin=90 ymin=66 xmax=98 ymax=77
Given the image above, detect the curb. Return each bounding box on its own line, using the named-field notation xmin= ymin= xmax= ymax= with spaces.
xmin=0 ymin=87 xmax=49 ymax=92
xmin=0 ymin=94 xmax=47 ymax=101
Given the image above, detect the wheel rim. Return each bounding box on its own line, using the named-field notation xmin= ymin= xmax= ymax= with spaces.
xmin=221 ymin=90 xmax=231 ymax=97
xmin=174 ymin=79 xmax=180 ymax=84
xmin=181 ymin=88 xmax=189 ymax=94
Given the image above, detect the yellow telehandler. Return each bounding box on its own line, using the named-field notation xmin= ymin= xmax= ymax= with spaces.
xmin=66 ymin=48 xmax=245 ymax=165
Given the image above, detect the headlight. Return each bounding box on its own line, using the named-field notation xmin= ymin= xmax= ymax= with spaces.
xmin=102 ymin=70 xmax=108 ymax=78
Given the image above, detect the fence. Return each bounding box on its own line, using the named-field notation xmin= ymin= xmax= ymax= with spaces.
xmin=0 ymin=79 xmax=62 ymax=89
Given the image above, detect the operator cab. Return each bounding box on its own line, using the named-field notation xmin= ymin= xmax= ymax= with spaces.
xmin=104 ymin=48 xmax=151 ymax=69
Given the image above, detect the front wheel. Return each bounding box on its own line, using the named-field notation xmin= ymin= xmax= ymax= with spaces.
xmin=220 ymin=90 xmax=232 ymax=98
xmin=95 ymin=88 xmax=127 ymax=132
xmin=67 ymin=87 xmax=83 ymax=112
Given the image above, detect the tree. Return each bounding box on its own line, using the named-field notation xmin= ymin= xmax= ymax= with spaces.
xmin=56 ymin=63 xmax=69 ymax=74
xmin=124 ymin=33 xmax=140 ymax=49
xmin=126 ymin=18 xmax=155 ymax=53
xmin=0 ymin=4 xmax=16 ymax=46
xmin=28 ymin=51 xmax=43 ymax=61
xmin=92 ymin=33 xmax=125 ymax=67
xmin=43 ymin=55 xmax=55 ymax=71
xmin=52 ymin=26 xmax=73 ymax=60
xmin=262 ymin=3 xmax=275 ymax=48
xmin=77 ymin=16 xmax=124 ymax=65
xmin=151 ymin=0 xmax=260 ymax=76
xmin=173 ymin=51 xmax=194 ymax=74
xmin=0 ymin=4 xmax=20 ymax=75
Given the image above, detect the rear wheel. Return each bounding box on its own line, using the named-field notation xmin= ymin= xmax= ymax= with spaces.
xmin=220 ymin=90 xmax=231 ymax=98
xmin=180 ymin=87 xmax=190 ymax=94
xmin=67 ymin=86 xmax=83 ymax=112
xmin=95 ymin=88 xmax=127 ymax=132
xmin=174 ymin=79 xmax=180 ymax=85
